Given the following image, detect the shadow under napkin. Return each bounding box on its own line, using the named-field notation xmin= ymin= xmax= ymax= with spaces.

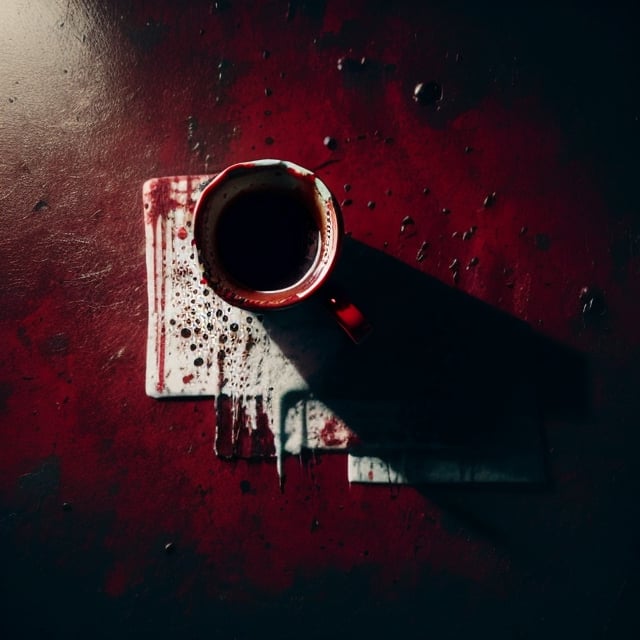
xmin=261 ymin=238 xmax=589 ymax=484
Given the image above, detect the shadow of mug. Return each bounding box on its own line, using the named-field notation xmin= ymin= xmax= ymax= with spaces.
xmin=261 ymin=237 xmax=590 ymax=484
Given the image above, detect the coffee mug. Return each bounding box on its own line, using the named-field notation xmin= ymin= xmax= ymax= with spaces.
xmin=193 ymin=159 xmax=371 ymax=343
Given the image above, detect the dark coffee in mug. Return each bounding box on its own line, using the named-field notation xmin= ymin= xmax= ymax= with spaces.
xmin=214 ymin=187 xmax=320 ymax=291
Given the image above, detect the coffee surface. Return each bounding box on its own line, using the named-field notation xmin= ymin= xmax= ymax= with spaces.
xmin=214 ymin=187 xmax=320 ymax=291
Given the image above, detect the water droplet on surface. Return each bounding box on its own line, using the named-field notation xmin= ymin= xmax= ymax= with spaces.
xmin=467 ymin=256 xmax=479 ymax=269
xmin=441 ymin=208 xmax=451 ymax=215
xmin=187 ymin=115 xmax=198 ymax=141
xmin=262 ymin=49 xmax=270 ymax=59
xmin=285 ymin=1 xmax=295 ymax=21
xmin=310 ymin=518 xmax=320 ymax=532
xmin=265 ymin=136 xmax=274 ymax=145
xmin=343 ymin=184 xmax=351 ymax=192
xmin=367 ymin=201 xmax=375 ymax=210
xmin=323 ymin=136 xmax=337 ymax=150
xmin=422 ymin=187 xmax=430 ymax=195
xmin=413 ymin=81 xmax=442 ymax=105
xmin=449 ymin=258 xmax=459 ymax=271
xmin=519 ymin=226 xmax=528 ymax=236
xmin=464 ymin=145 xmax=473 ymax=154
xmin=337 ymin=56 xmax=366 ymax=72
xmin=579 ymin=286 xmax=607 ymax=321
xmin=164 ymin=542 xmax=175 ymax=554
xmin=400 ymin=215 xmax=415 ymax=233
xmin=341 ymin=199 xmax=352 ymax=207
xmin=416 ymin=241 xmax=429 ymax=262
xmin=33 ymin=200 xmax=48 ymax=211
xmin=62 ymin=502 xmax=72 ymax=511
xmin=483 ymin=192 xmax=497 ymax=207
xmin=264 ymin=87 xmax=272 ymax=97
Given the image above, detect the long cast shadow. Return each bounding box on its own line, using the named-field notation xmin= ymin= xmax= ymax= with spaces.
xmin=261 ymin=238 xmax=589 ymax=484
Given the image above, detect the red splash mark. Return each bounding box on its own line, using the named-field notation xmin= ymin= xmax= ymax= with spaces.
xmin=145 ymin=175 xmax=209 ymax=394
xmin=234 ymin=401 xmax=252 ymax=457
xmin=182 ymin=373 xmax=194 ymax=384
xmin=320 ymin=417 xmax=347 ymax=447
xmin=253 ymin=395 xmax=275 ymax=457
xmin=145 ymin=178 xmax=176 ymax=394
xmin=144 ymin=177 xmax=181 ymax=226
xmin=215 ymin=395 xmax=275 ymax=459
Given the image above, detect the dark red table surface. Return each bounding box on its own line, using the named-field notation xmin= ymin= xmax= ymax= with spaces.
xmin=2 ymin=1 xmax=640 ymax=638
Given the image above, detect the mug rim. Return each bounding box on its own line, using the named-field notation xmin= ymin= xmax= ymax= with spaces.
xmin=193 ymin=159 xmax=343 ymax=310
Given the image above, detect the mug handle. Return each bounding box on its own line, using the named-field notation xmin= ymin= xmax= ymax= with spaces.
xmin=324 ymin=282 xmax=372 ymax=344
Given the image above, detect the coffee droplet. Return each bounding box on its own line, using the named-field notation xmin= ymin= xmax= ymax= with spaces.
xmin=400 ymin=215 xmax=415 ymax=233
xmin=413 ymin=81 xmax=443 ymax=105
xmin=483 ymin=192 xmax=497 ymax=207
xmin=323 ymin=136 xmax=338 ymax=150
